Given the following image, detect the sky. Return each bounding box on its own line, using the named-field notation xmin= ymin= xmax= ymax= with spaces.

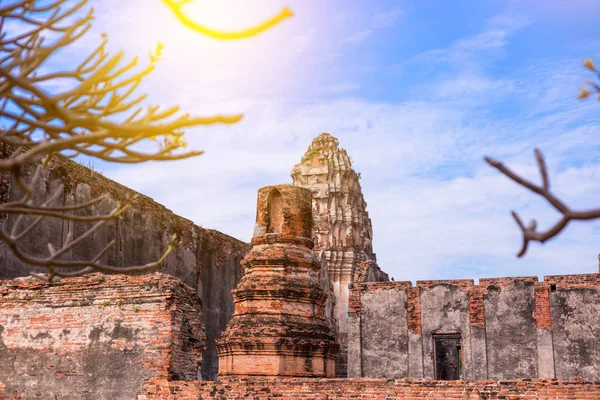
xmin=49 ymin=0 xmax=600 ymax=282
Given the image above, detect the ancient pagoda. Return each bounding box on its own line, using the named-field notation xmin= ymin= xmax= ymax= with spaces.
xmin=216 ymin=184 xmax=339 ymax=377
xmin=291 ymin=132 xmax=388 ymax=376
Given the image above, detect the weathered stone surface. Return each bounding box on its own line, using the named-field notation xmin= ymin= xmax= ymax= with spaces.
xmin=0 ymin=273 xmax=203 ymax=400
xmin=361 ymin=286 xmax=408 ymax=378
xmin=216 ymin=185 xmax=338 ymax=378
xmin=346 ymin=308 xmax=362 ymax=378
xmin=419 ymin=280 xmax=474 ymax=380
xmin=0 ymin=150 xmax=249 ymax=380
xmin=548 ymin=274 xmax=600 ymax=381
xmin=349 ymin=273 xmax=600 ymax=381
xmin=291 ymin=132 xmax=388 ymax=376
xmin=483 ymin=278 xmax=538 ymax=379
xmin=198 ymin=237 xmax=245 ymax=381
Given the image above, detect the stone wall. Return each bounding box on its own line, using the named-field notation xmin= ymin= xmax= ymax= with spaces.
xmin=0 ymin=148 xmax=249 ymax=379
xmin=0 ymin=273 xmax=203 ymax=400
xmin=348 ymin=273 xmax=600 ymax=381
xmin=139 ymin=378 xmax=600 ymax=399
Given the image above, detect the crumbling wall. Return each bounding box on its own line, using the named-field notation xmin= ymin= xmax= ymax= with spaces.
xmin=0 ymin=152 xmax=249 ymax=379
xmin=198 ymin=237 xmax=244 ymax=381
xmin=349 ymin=273 xmax=600 ymax=381
xmin=0 ymin=273 xmax=203 ymax=400
xmin=139 ymin=378 xmax=600 ymax=399
xmin=360 ymin=283 xmax=409 ymax=378
xmin=547 ymin=274 xmax=600 ymax=381
xmin=482 ymin=278 xmax=538 ymax=379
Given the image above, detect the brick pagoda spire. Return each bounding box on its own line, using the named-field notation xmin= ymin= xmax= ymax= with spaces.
xmin=216 ymin=184 xmax=338 ymax=377
xmin=291 ymin=132 xmax=388 ymax=376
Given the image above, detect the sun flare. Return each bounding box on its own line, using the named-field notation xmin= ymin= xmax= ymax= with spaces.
xmin=161 ymin=0 xmax=293 ymax=40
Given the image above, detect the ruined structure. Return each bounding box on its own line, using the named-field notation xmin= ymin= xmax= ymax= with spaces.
xmin=217 ymin=185 xmax=338 ymax=377
xmin=348 ymin=274 xmax=600 ymax=381
xmin=2 ymin=133 xmax=600 ymax=399
xmin=0 ymin=145 xmax=249 ymax=380
xmin=0 ymin=273 xmax=204 ymax=399
xmin=291 ymin=133 xmax=388 ymax=375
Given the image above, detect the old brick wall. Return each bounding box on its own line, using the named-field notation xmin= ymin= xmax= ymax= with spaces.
xmin=348 ymin=273 xmax=600 ymax=381
xmin=0 ymin=273 xmax=204 ymax=400
xmin=139 ymin=378 xmax=600 ymax=399
xmin=0 ymin=152 xmax=250 ymax=379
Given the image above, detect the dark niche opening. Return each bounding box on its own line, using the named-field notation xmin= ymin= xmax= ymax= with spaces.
xmin=267 ymin=189 xmax=283 ymax=234
xmin=433 ymin=333 xmax=462 ymax=380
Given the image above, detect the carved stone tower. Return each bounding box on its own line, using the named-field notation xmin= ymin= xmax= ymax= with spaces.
xmin=291 ymin=132 xmax=388 ymax=376
xmin=216 ymin=184 xmax=339 ymax=377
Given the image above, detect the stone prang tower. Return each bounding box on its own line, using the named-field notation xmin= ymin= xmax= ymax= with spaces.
xmin=216 ymin=184 xmax=339 ymax=377
xmin=291 ymin=133 xmax=388 ymax=376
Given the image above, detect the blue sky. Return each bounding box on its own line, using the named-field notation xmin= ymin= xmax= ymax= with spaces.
xmin=49 ymin=0 xmax=600 ymax=282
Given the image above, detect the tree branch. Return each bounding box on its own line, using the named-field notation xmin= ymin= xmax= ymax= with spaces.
xmin=485 ymin=149 xmax=600 ymax=257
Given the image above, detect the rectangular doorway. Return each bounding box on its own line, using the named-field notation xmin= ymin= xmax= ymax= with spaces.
xmin=433 ymin=334 xmax=462 ymax=380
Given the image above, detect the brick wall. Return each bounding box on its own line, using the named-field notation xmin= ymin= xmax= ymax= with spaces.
xmin=0 ymin=273 xmax=204 ymax=400
xmin=0 ymin=150 xmax=249 ymax=380
xmin=139 ymin=378 xmax=600 ymax=399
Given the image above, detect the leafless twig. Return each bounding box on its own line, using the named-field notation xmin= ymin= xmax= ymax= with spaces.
xmin=485 ymin=149 xmax=600 ymax=257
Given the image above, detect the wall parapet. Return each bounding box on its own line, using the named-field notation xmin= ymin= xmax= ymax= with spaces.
xmin=348 ymin=272 xmax=600 ymax=381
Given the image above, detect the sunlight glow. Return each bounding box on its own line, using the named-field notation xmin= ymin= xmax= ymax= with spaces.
xmin=162 ymin=0 xmax=293 ymax=40
xmin=106 ymin=0 xmax=313 ymax=108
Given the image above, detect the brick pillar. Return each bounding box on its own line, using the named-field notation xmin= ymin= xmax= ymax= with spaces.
xmin=216 ymin=184 xmax=339 ymax=377
xmin=407 ymin=286 xmax=424 ymax=378
xmin=534 ymin=282 xmax=555 ymax=378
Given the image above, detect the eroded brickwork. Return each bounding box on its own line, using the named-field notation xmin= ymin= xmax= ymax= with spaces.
xmin=534 ymin=283 xmax=552 ymax=329
xmin=0 ymin=148 xmax=249 ymax=380
xmin=139 ymin=378 xmax=600 ymax=399
xmin=0 ymin=273 xmax=203 ymax=400
xmin=216 ymin=185 xmax=338 ymax=378
xmin=407 ymin=287 xmax=422 ymax=334
xmin=352 ymin=260 xmax=390 ymax=284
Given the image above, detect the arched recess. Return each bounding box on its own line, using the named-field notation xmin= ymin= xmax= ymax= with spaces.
xmin=267 ymin=189 xmax=283 ymax=234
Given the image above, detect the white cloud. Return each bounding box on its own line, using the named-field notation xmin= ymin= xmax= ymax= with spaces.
xmin=340 ymin=6 xmax=404 ymax=45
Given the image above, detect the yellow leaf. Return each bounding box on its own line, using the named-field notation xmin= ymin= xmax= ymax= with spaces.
xmin=584 ymin=59 xmax=595 ymax=70
xmin=578 ymin=87 xmax=591 ymax=99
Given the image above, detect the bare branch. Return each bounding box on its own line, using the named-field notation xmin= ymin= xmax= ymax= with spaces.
xmin=486 ymin=149 xmax=600 ymax=257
